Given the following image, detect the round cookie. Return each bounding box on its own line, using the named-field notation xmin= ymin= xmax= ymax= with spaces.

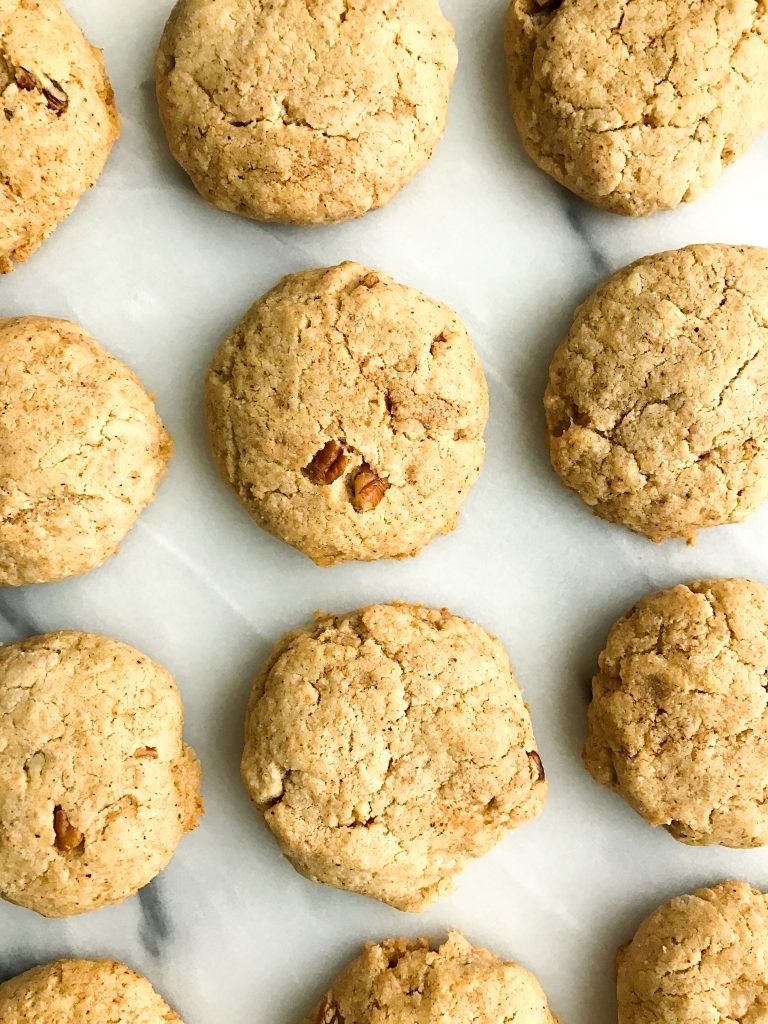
xmin=0 ymin=959 xmax=182 ymax=1023
xmin=0 ymin=316 xmax=173 ymax=586
xmin=155 ymin=0 xmax=457 ymax=225
xmin=505 ymin=0 xmax=768 ymax=216
xmin=206 ymin=262 xmax=488 ymax=566
xmin=617 ymin=881 xmax=768 ymax=1024
xmin=241 ymin=603 xmax=546 ymax=911
xmin=305 ymin=932 xmax=558 ymax=1024
xmin=545 ymin=244 xmax=768 ymax=543
xmin=0 ymin=631 xmax=202 ymax=917
xmin=0 ymin=0 xmax=119 ymax=272
xmin=584 ymin=579 xmax=768 ymax=847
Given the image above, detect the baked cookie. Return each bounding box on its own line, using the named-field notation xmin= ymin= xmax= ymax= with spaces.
xmin=505 ymin=0 xmax=768 ymax=216
xmin=0 ymin=0 xmax=119 ymax=272
xmin=0 ymin=959 xmax=182 ymax=1022
xmin=616 ymin=881 xmax=768 ymax=1024
xmin=241 ymin=603 xmax=546 ymax=911
xmin=585 ymin=579 xmax=768 ymax=847
xmin=0 ymin=631 xmax=202 ymax=917
xmin=0 ymin=316 xmax=173 ymax=585
xmin=545 ymin=244 xmax=768 ymax=543
xmin=206 ymin=262 xmax=488 ymax=566
xmin=155 ymin=0 xmax=457 ymax=224
xmin=305 ymin=932 xmax=558 ymax=1024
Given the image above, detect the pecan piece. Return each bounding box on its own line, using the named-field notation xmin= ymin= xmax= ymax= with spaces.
xmin=53 ymin=805 xmax=83 ymax=851
xmin=353 ymin=465 xmax=388 ymax=511
xmin=362 ymin=272 xmax=379 ymax=287
xmin=306 ymin=440 xmax=348 ymax=484
xmin=527 ymin=750 xmax=545 ymax=782
xmin=3 ymin=108 xmax=13 ymax=121
xmin=135 ymin=746 xmax=158 ymax=759
xmin=42 ymin=78 xmax=68 ymax=115
xmin=15 ymin=67 xmax=37 ymax=90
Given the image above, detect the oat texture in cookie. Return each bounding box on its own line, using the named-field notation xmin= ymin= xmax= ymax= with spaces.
xmin=585 ymin=579 xmax=768 ymax=847
xmin=305 ymin=932 xmax=559 ymax=1024
xmin=505 ymin=0 xmax=768 ymax=216
xmin=241 ymin=604 xmax=547 ymax=911
xmin=0 ymin=632 xmax=202 ymax=917
xmin=0 ymin=316 xmax=173 ymax=585
xmin=616 ymin=881 xmax=768 ymax=1024
xmin=155 ymin=0 xmax=457 ymax=224
xmin=206 ymin=262 xmax=488 ymax=566
xmin=0 ymin=0 xmax=119 ymax=272
xmin=545 ymin=244 xmax=768 ymax=543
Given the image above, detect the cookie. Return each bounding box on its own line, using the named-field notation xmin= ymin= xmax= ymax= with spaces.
xmin=584 ymin=579 xmax=768 ymax=847
xmin=241 ymin=603 xmax=546 ymax=911
xmin=0 ymin=316 xmax=173 ymax=585
xmin=305 ymin=932 xmax=558 ymax=1024
xmin=545 ymin=244 xmax=768 ymax=543
xmin=155 ymin=0 xmax=457 ymax=225
xmin=0 ymin=959 xmax=182 ymax=1023
xmin=0 ymin=0 xmax=119 ymax=272
xmin=0 ymin=631 xmax=202 ymax=917
xmin=206 ymin=262 xmax=488 ymax=566
xmin=616 ymin=881 xmax=768 ymax=1024
xmin=505 ymin=0 xmax=768 ymax=216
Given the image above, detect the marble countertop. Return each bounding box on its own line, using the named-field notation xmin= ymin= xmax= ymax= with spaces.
xmin=2 ymin=2 xmax=768 ymax=1021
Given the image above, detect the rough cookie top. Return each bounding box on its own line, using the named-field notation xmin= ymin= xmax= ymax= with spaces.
xmin=306 ymin=932 xmax=558 ymax=1024
xmin=585 ymin=579 xmax=768 ymax=847
xmin=156 ymin=0 xmax=457 ymax=224
xmin=0 ymin=316 xmax=173 ymax=586
xmin=617 ymin=881 xmax=768 ymax=1024
xmin=0 ymin=632 xmax=202 ymax=917
xmin=206 ymin=262 xmax=488 ymax=566
xmin=242 ymin=604 xmax=546 ymax=911
xmin=505 ymin=0 xmax=768 ymax=216
xmin=0 ymin=0 xmax=119 ymax=272
xmin=545 ymin=245 xmax=768 ymax=543
xmin=0 ymin=959 xmax=182 ymax=1023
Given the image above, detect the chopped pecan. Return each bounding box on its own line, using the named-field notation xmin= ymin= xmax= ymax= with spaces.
xmin=353 ymin=465 xmax=388 ymax=511
xmin=527 ymin=750 xmax=545 ymax=782
xmin=306 ymin=440 xmax=348 ymax=484
xmin=3 ymin=108 xmax=13 ymax=121
xmin=15 ymin=67 xmax=37 ymax=90
xmin=362 ymin=273 xmax=379 ymax=287
xmin=53 ymin=805 xmax=83 ymax=851
xmin=42 ymin=78 xmax=68 ymax=115
xmin=135 ymin=746 xmax=158 ymax=759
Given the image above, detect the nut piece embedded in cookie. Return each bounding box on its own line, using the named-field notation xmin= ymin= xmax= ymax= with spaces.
xmin=305 ymin=441 xmax=348 ymax=485
xmin=352 ymin=465 xmax=388 ymax=511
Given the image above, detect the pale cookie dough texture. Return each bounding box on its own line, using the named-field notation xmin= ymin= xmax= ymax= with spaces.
xmin=585 ymin=579 xmax=768 ymax=847
xmin=206 ymin=262 xmax=488 ymax=566
xmin=155 ymin=0 xmax=457 ymax=224
xmin=0 ymin=317 xmax=173 ymax=586
xmin=616 ymin=881 xmax=768 ymax=1024
xmin=0 ymin=0 xmax=119 ymax=272
xmin=241 ymin=604 xmax=547 ymax=911
xmin=0 ymin=959 xmax=182 ymax=1023
xmin=545 ymin=245 xmax=768 ymax=543
xmin=505 ymin=0 xmax=768 ymax=216
xmin=0 ymin=631 xmax=202 ymax=917
xmin=305 ymin=932 xmax=559 ymax=1024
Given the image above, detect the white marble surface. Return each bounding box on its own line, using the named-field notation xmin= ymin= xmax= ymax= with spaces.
xmin=2 ymin=2 xmax=768 ymax=1021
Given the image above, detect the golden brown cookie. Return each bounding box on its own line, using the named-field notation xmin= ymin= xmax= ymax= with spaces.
xmin=545 ymin=245 xmax=768 ymax=543
xmin=155 ymin=0 xmax=457 ymax=224
xmin=0 ymin=0 xmax=119 ymax=272
xmin=585 ymin=579 xmax=768 ymax=847
xmin=305 ymin=932 xmax=559 ymax=1024
xmin=241 ymin=603 xmax=547 ymax=911
xmin=505 ymin=0 xmax=768 ymax=216
xmin=0 ymin=316 xmax=173 ymax=585
xmin=206 ymin=262 xmax=488 ymax=566
xmin=0 ymin=631 xmax=202 ymax=917
xmin=616 ymin=881 xmax=768 ymax=1024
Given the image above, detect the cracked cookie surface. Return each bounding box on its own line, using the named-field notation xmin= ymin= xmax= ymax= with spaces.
xmin=617 ymin=881 xmax=768 ymax=1023
xmin=241 ymin=604 xmax=546 ymax=911
xmin=0 ymin=0 xmax=119 ymax=272
xmin=0 ymin=631 xmax=202 ymax=917
xmin=0 ymin=959 xmax=182 ymax=1023
xmin=544 ymin=244 xmax=768 ymax=543
xmin=0 ymin=316 xmax=173 ymax=585
xmin=205 ymin=262 xmax=488 ymax=566
xmin=585 ymin=579 xmax=768 ymax=847
xmin=305 ymin=932 xmax=559 ymax=1024
xmin=155 ymin=0 xmax=457 ymax=224
xmin=505 ymin=0 xmax=768 ymax=216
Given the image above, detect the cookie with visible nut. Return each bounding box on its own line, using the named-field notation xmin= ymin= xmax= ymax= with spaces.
xmin=241 ymin=603 xmax=546 ymax=911
xmin=0 ymin=0 xmax=120 ymax=272
xmin=205 ymin=262 xmax=488 ymax=565
xmin=0 ymin=631 xmax=202 ymax=917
